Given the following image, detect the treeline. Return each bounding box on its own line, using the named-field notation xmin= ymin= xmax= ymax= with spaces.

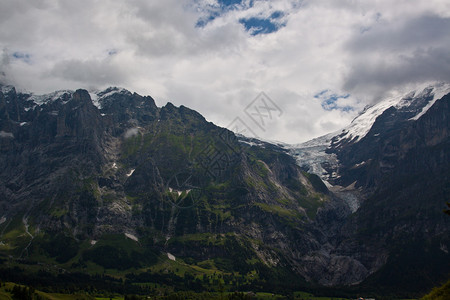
xmin=0 ymin=266 xmax=301 ymax=297
xmin=1 ymin=283 xmax=45 ymax=300
xmin=124 ymin=291 xmax=256 ymax=299
xmin=0 ymin=265 xmax=381 ymax=299
xmin=0 ymin=267 xmax=146 ymax=295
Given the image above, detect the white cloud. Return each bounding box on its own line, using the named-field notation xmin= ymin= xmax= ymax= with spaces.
xmin=124 ymin=128 xmax=139 ymax=139
xmin=0 ymin=0 xmax=449 ymax=143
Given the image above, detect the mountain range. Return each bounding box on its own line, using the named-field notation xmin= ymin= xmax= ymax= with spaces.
xmin=0 ymin=82 xmax=449 ymax=298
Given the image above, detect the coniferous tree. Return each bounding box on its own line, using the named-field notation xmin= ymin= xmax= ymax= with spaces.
xmin=444 ymin=203 xmax=450 ymax=216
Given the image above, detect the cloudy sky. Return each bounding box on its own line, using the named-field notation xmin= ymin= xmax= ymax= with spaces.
xmin=1 ymin=0 xmax=449 ymax=143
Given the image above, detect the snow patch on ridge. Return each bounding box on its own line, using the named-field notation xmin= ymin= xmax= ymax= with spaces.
xmin=88 ymin=90 xmax=101 ymax=109
xmin=335 ymin=83 xmax=450 ymax=143
xmin=335 ymin=94 xmax=401 ymax=143
xmin=167 ymin=253 xmax=176 ymax=261
xmin=28 ymin=90 xmax=74 ymax=106
xmin=97 ymin=87 xmax=131 ymax=101
xmin=125 ymin=233 xmax=139 ymax=242
xmin=410 ymin=83 xmax=450 ymax=120
xmin=1 ymin=85 xmax=15 ymax=94
xmin=88 ymin=87 xmax=132 ymax=109
xmin=0 ymin=131 xmax=14 ymax=138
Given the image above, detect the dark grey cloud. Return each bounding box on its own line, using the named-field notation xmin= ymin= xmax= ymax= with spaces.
xmin=49 ymin=58 xmax=126 ymax=86
xmin=345 ymin=48 xmax=450 ymax=91
xmin=347 ymin=15 xmax=450 ymax=51
xmin=0 ymin=49 xmax=12 ymax=85
xmin=343 ymin=14 xmax=450 ymax=97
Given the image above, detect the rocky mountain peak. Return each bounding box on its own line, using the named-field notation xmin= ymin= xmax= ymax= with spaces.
xmin=331 ymin=83 xmax=450 ymax=147
xmin=72 ymin=89 xmax=92 ymax=105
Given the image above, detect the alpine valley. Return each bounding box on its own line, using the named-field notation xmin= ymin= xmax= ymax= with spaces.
xmin=0 ymin=82 xmax=449 ymax=299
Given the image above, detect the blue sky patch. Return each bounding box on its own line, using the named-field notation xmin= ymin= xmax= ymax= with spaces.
xmin=194 ymin=0 xmax=285 ymax=35
xmin=239 ymin=18 xmax=277 ymax=35
xmin=107 ymin=49 xmax=118 ymax=56
xmin=12 ymin=52 xmax=32 ymax=64
xmin=239 ymin=17 xmax=284 ymax=35
xmin=314 ymin=89 xmax=329 ymax=99
xmin=196 ymin=0 xmax=247 ymax=28
xmin=196 ymin=11 xmax=221 ymax=28
xmin=271 ymin=11 xmax=284 ymax=19
xmin=315 ymin=90 xmax=353 ymax=112
xmin=217 ymin=0 xmax=243 ymax=6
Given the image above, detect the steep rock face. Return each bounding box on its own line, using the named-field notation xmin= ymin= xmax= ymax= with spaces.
xmin=344 ymin=94 xmax=450 ymax=293
xmin=113 ymin=104 xmax=341 ymax=283
xmin=96 ymin=87 xmax=159 ymax=135
xmin=0 ymin=85 xmax=341 ymax=288
xmin=0 ymin=87 xmax=109 ymax=238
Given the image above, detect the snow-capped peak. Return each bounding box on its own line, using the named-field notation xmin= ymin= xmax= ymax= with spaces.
xmin=88 ymin=90 xmax=101 ymax=109
xmin=28 ymin=90 xmax=74 ymax=106
xmin=88 ymin=87 xmax=131 ymax=109
xmin=97 ymin=87 xmax=130 ymax=99
xmin=23 ymin=86 xmax=131 ymax=110
xmin=410 ymin=82 xmax=450 ymax=120
xmin=336 ymin=94 xmax=400 ymax=143
xmin=1 ymin=85 xmax=16 ymax=94
xmin=335 ymin=82 xmax=450 ymax=143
